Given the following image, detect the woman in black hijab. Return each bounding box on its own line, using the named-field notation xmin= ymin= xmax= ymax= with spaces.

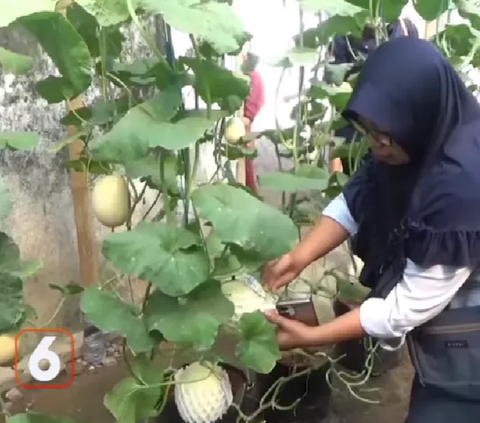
xmin=263 ymin=37 xmax=480 ymax=422
xmin=329 ymin=18 xmax=419 ymax=175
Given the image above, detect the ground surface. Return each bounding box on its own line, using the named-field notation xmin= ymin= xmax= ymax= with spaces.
xmin=4 ymin=348 xmax=413 ymax=423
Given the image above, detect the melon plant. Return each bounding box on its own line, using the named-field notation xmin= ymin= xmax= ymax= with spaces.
xmin=1 ymin=0 xmax=479 ymax=422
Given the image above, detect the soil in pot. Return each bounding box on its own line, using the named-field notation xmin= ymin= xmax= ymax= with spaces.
xmin=254 ymin=359 xmax=331 ymax=423
xmin=155 ymin=363 xmax=257 ymax=423
xmin=333 ymin=300 xmax=401 ymax=376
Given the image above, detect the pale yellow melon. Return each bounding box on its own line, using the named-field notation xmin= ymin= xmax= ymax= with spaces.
xmin=0 ymin=334 xmax=17 ymax=366
xmin=92 ymin=175 xmax=130 ymax=228
xmin=224 ymin=117 xmax=246 ymax=144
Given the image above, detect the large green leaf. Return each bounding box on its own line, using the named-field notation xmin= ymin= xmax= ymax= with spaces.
xmin=258 ymin=164 xmax=330 ymax=193
xmin=0 ymin=232 xmax=42 ymax=278
xmin=149 ymin=110 xmax=227 ymax=150
xmin=310 ymin=82 xmax=352 ymax=110
xmin=180 ymin=57 xmax=250 ymax=113
xmin=102 ymin=222 xmax=210 ymax=296
xmin=35 ymin=76 xmax=76 ymax=104
xmin=300 ymin=0 xmax=364 ymax=15
xmin=236 ymin=311 xmax=281 ymax=374
xmin=0 ymin=273 xmax=25 ymax=333
xmin=141 ymin=0 xmax=248 ymax=54
xmin=331 ymin=138 xmax=370 ymax=160
xmin=104 ymin=356 xmax=164 ymax=423
xmin=346 ymin=0 xmax=408 ymax=21
xmin=284 ymin=47 xmax=319 ymax=67
xmin=80 ymin=288 xmax=152 ymax=352
xmin=455 ymin=0 xmax=480 ymax=30
xmin=66 ymin=3 xmax=123 ymax=58
xmin=75 ymin=0 xmax=135 ymax=27
xmin=191 ymin=184 xmax=298 ymax=261
xmin=0 ymin=132 xmax=39 ymax=151
xmin=107 ymin=57 xmax=177 ymax=90
xmin=18 ymin=12 xmax=92 ymax=94
xmin=146 ymin=281 xmax=234 ymax=350
xmin=430 ymin=24 xmax=480 ymax=63
xmin=294 ymin=15 xmax=366 ymax=49
xmin=415 ymin=0 xmax=450 ymax=21
xmin=0 ymin=0 xmax=57 ymax=28
xmin=323 ymin=63 xmax=355 ymax=86
xmin=0 ymin=48 xmax=34 ymax=74
xmin=8 ymin=413 xmax=77 ymax=423
xmin=90 ymin=87 xmax=183 ymax=162
xmin=60 ymin=96 xmax=131 ymax=127
xmin=124 ymin=152 xmax=179 ymax=193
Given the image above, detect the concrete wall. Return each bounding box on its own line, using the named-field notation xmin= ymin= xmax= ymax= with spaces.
xmin=0 ymin=25 xmax=82 ymax=330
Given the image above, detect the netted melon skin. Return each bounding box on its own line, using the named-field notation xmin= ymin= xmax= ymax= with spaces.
xmin=174 ymin=363 xmax=233 ymax=423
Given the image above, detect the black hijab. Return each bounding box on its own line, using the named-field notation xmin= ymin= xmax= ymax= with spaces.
xmin=342 ymin=37 xmax=480 ymax=297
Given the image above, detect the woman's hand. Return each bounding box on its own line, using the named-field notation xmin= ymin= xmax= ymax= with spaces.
xmin=265 ymin=310 xmax=316 ymax=350
xmin=262 ymin=216 xmax=350 ymax=291
xmin=261 ymin=252 xmax=302 ymax=291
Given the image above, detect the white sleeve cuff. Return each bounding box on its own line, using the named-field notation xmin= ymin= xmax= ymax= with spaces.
xmin=359 ymin=260 xmax=471 ymax=348
xmin=359 ymin=297 xmax=406 ymax=350
xmin=378 ymin=335 xmax=406 ymax=351
xmin=323 ymin=193 xmax=358 ymax=235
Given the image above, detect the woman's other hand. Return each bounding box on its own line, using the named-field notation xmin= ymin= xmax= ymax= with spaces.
xmin=261 ymin=252 xmax=301 ymax=291
xmin=262 ymin=215 xmax=351 ymax=291
xmin=265 ymin=310 xmax=316 ymax=350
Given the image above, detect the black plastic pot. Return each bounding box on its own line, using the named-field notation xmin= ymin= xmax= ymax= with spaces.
xmin=156 ymin=363 xmax=257 ymax=423
xmin=254 ymin=361 xmax=331 ymax=423
xmin=333 ymin=300 xmax=401 ymax=376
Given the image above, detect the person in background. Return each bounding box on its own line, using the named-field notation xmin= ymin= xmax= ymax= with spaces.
xmin=241 ymin=51 xmax=265 ymax=193
xmin=329 ymin=18 xmax=419 ymax=175
xmin=262 ymin=37 xmax=480 ymax=422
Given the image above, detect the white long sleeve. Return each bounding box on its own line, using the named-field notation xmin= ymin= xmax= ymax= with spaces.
xmin=360 ymin=261 xmax=472 ymax=349
xmin=321 ymin=193 xmax=473 ymax=349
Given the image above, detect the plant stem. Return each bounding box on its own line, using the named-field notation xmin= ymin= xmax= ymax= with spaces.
xmin=159 ymin=151 xmax=174 ymax=225
xmin=288 ymin=4 xmax=305 ymax=219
